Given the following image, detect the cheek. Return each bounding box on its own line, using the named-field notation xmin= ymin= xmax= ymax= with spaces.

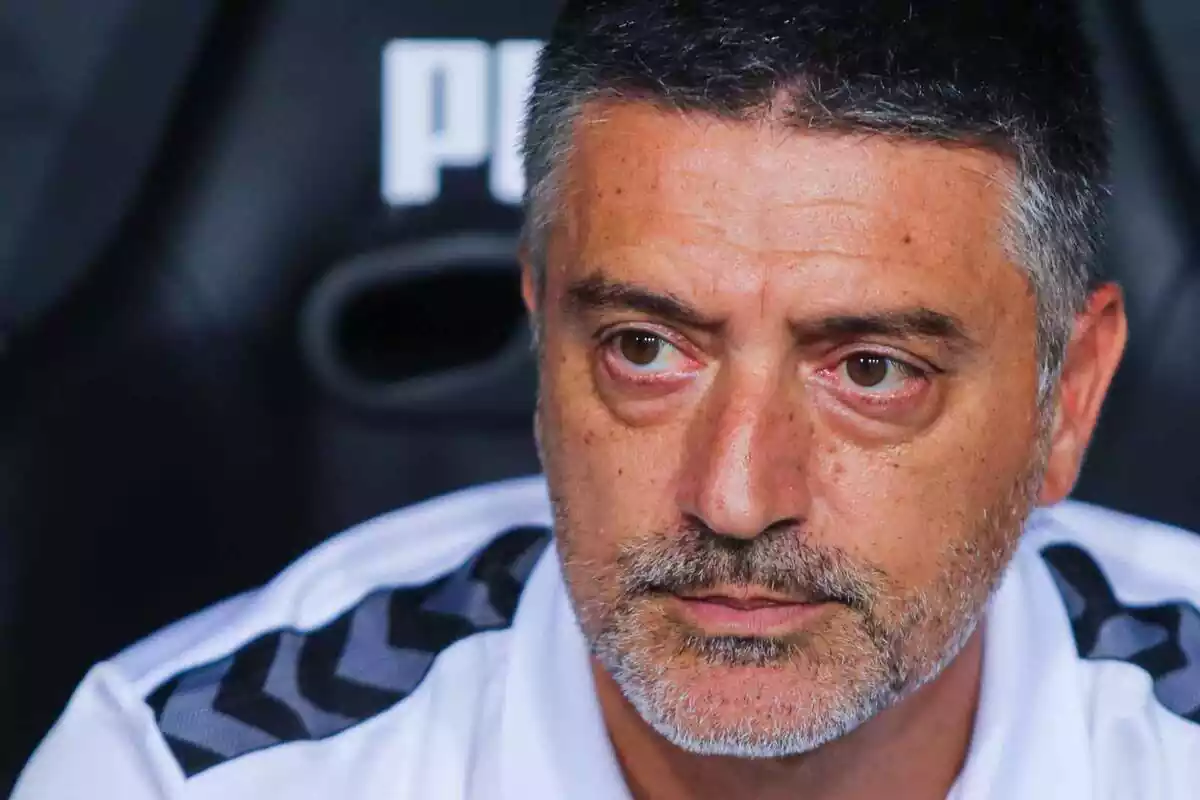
xmin=807 ymin=400 xmax=1037 ymax=588
xmin=540 ymin=341 xmax=685 ymax=566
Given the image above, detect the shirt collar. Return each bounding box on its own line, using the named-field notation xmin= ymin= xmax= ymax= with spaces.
xmin=497 ymin=547 xmax=631 ymax=800
xmin=950 ymin=533 xmax=1094 ymax=799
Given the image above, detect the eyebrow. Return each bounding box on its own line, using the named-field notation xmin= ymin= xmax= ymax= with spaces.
xmin=791 ymin=309 xmax=977 ymax=351
xmin=565 ymin=274 xmax=724 ymax=333
xmin=565 ymin=274 xmax=977 ymax=350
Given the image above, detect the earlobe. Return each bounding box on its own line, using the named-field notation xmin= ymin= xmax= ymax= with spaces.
xmin=1038 ymin=283 xmax=1128 ymax=506
xmin=1040 ymin=402 xmax=1076 ymax=505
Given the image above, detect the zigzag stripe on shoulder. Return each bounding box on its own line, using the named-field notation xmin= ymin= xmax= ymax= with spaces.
xmin=1041 ymin=543 xmax=1200 ymax=724
xmin=144 ymin=525 xmax=552 ymax=778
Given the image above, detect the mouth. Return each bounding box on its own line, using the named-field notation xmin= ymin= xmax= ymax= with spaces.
xmin=666 ymin=586 xmax=836 ymax=637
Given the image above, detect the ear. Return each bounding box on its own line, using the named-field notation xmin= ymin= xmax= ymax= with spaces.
xmin=519 ymin=247 xmax=540 ymax=317
xmin=1039 ymin=283 xmax=1128 ymax=505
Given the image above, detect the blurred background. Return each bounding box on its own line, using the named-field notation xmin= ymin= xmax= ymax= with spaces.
xmin=1 ymin=0 xmax=1199 ymax=789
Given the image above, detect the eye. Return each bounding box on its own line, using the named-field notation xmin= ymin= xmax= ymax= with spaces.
xmin=606 ymin=330 xmax=691 ymax=375
xmin=837 ymin=353 xmax=924 ymax=393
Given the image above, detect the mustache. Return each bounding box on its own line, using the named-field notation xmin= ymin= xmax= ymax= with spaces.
xmin=615 ymin=519 xmax=885 ymax=615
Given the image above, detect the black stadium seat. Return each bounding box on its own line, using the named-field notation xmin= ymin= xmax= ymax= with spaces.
xmin=0 ymin=0 xmax=1197 ymax=787
xmin=0 ymin=0 xmax=557 ymax=783
xmin=1071 ymin=0 xmax=1200 ymax=528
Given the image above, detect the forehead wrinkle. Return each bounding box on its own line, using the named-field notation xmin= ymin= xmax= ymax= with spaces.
xmin=559 ymin=103 xmax=1026 ymax=339
xmin=579 ymin=102 xmax=1012 ymax=194
xmin=573 ymin=148 xmax=1002 ymax=271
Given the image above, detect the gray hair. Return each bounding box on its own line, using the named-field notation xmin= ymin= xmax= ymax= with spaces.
xmin=521 ymin=90 xmax=1104 ymax=405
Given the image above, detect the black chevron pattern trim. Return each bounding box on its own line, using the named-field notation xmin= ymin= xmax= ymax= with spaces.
xmin=212 ymin=633 xmax=310 ymax=740
xmin=296 ymin=609 xmax=407 ymax=720
xmin=145 ymin=525 xmax=551 ymax=778
xmin=1041 ymin=543 xmax=1200 ymax=724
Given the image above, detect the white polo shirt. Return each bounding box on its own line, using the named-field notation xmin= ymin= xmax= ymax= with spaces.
xmin=13 ymin=477 xmax=1200 ymax=799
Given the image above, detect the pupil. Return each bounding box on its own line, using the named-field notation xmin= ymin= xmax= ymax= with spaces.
xmin=847 ymin=355 xmax=888 ymax=387
xmin=620 ymin=333 xmax=662 ymax=366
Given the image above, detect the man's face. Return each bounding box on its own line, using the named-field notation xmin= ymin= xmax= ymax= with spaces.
xmin=530 ymin=102 xmax=1048 ymax=757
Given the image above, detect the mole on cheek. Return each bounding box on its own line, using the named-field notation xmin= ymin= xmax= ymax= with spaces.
xmin=902 ymin=233 xmax=913 ymax=245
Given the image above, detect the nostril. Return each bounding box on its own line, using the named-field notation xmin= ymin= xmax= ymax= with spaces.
xmin=760 ymin=517 xmax=804 ymax=538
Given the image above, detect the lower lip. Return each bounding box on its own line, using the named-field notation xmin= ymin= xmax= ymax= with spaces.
xmin=669 ymin=596 xmax=833 ymax=637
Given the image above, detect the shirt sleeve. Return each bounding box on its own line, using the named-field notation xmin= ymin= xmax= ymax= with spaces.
xmin=13 ymin=664 xmax=185 ymax=800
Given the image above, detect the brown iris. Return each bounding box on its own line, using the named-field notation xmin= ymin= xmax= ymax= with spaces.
xmin=618 ymin=332 xmax=664 ymax=367
xmin=846 ymin=355 xmax=891 ymax=388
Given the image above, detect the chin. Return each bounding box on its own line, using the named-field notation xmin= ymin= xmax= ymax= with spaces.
xmin=626 ymin=662 xmax=888 ymax=759
xmin=601 ymin=633 xmax=895 ymax=759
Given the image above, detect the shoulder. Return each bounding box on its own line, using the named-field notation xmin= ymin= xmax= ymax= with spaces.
xmin=1023 ymin=500 xmax=1200 ymax=734
xmin=113 ymin=475 xmax=553 ymax=696
xmin=1026 ymin=500 xmax=1200 ymax=616
xmin=15 ymin=477 xmax=554 ymax=796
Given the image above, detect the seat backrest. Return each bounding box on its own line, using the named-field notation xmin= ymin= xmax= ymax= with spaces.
xmin=0 ymin=0 xmax=557 ymax=783
xmin=1073 ymin=0 xmax=1200 ymax=528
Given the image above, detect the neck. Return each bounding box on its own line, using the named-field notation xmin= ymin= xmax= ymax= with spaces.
xmin=594 ymin=629 xmax=985 ymax=800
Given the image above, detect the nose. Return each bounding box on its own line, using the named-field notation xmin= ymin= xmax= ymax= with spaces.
xmin=679 ymin=365 xmax=811 ymax=539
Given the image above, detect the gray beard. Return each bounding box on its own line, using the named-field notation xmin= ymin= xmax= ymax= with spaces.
xmin=589 ymin=594 xmax=986 ymax=758
xmin=568 ymin=463 xmax=1044 ymax=759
